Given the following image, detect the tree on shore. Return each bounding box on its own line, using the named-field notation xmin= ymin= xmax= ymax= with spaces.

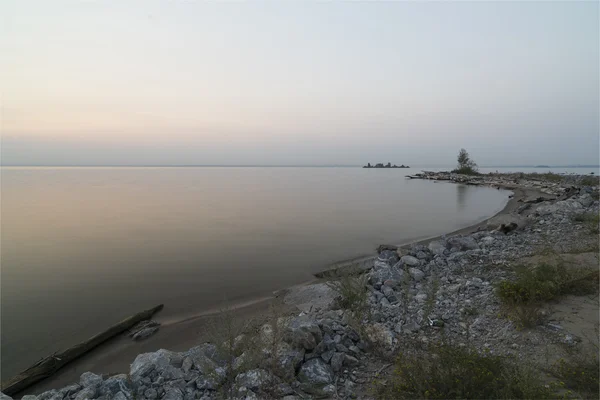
xmin=452 ymin=148 xmax=479 ymax=175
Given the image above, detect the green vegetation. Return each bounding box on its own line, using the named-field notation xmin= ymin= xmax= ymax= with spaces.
xmin=573 ymin=212 xmax=600 ymax=234
xmin=579 ymin=175 xmax=599 ymax=186
xmin=550 ymin=355 xmax=600 ymax=399
xmin=496 ymin=261 xmax=599 ymax=327
xmin=376 ymin=344 xmax=551 ymax=399
xmin=328 ymin=273 xmax=368 ymax=312
xmin=451 ymin=148 xmax=479 ymax=175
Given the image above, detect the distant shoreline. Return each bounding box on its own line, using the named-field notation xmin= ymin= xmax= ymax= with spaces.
xmin=2 ymin=164 xmax=599 ymax=169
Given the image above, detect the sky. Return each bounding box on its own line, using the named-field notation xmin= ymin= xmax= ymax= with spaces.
xmin=1 ymin=0 xmax=598 ymax=166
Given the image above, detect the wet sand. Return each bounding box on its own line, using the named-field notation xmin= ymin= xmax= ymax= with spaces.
xmin=17 ymin=185 xmax=543 ymax=397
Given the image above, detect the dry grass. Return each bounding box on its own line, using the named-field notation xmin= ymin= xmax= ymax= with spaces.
xmin=496 ymin=261 xmax=598 ymax=328
xmin=374 ymin=344 xmax=552 ymax=399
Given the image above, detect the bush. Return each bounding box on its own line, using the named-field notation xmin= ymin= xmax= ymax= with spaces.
xmin=377 ymin=344 xmax=551 ymax=399
xmin=328 ymin=273 xmax=368 ymax=312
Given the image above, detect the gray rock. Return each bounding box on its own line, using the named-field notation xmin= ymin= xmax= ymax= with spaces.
xmin=0 ymin=394 xmax=12 ymax=400
xmin=37 ymin=391 xmax=58 ymax=400
xmin=283 ymin=283 xmax=337 ymax=313
xmin=370 ymin=264 xmax=404 ymax=285
xmin=330 ymin=352 xmax=345 ymax=372
xmin=381 ymin=285 xmax=395 ymax=299
xmin=403 ymin=321 xmax=420 ymax=333
xmin=276 ymin=343 xmax=305 ymax=375
xmin=322 ymin=384 xmax=337 ymax=397
xmin=579 ymin=193 xmax=594 ymax=207
xmin=80 ymin=372 xmax=103 ymax=388
xmin=98 ymin=374 xmax=131 ymax=398
xmin=284 ymin=315 xmax=323 ymax=351
xmin=21 ymin=397 xmax=38 ymax=400
xmin=401 ymin=255 xmax=420 ymax=267
xmin=74 ymin=387 xmax=97 ymax=400
xmin=378 ymin=250 xmax=400 ymax=265
xmin=235 ymin=369 xmax=272 ymax=391
xmin=321 ymin=349 xmax=335 ymax=363
xmin=536 ymin=199 xmax=582 ymax=216
xmin=186 ymin=344 xmax=221 ymax=375
xmin=163 ymin=388 xmax=184 ymax=400
xmin=428 ymin=240 xmax=447 ymax=256
xmin=480 ymin=236 xmax=495 ymax=246
xmin=59 ymin=384 xmax=81 ymax=397
xmin=273 ymin=383 xmax=294 ymax=397
xmin=112 ymin=392 xmax=129 ymax=400
xmin=344 ymin=354 xmax=359 ymax=366
xmin=130 ymin=349 xmax=183 ymax=382
xmin=297 ymin=359 xmax=334 ymax=394
xmin=181 ymin=356 xmax=193 ymax=373
xmin=409 ymin=267 xmax=425 ymax=282
xmin=144 ymin=388 xmax=158 ymax=399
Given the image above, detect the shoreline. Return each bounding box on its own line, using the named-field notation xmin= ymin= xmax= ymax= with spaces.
xmin=314 ymin=184 xmax=537 ymax=279
xmin=15 ymin=183 xmax=531 ymax=396
xmin=9 ymin=173 xmax=599 ymax=399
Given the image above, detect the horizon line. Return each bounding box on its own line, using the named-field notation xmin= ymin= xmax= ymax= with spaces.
xmin=1 ymin=164 xmax=599 ymax=168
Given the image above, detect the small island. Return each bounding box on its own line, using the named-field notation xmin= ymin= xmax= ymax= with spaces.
xmin=363 ymin=162 xmax=410 ymax=168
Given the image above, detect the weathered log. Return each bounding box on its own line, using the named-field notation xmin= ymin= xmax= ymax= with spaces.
xmin=1 ymin=304 xmax=164 ymax=396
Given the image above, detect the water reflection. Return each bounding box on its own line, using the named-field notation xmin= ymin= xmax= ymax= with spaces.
xmin=456 ymin=184 xmax=469 ymax=211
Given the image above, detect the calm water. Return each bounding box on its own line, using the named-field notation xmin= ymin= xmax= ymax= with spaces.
xmin=1 ymin=167 xmax=511 ymax=377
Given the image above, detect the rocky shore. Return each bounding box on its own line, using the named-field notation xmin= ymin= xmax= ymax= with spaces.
xmin=3 ymin=172 xmax=599 ymax=400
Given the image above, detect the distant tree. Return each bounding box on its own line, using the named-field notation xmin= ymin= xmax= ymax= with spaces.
xmin=452 ymin=148 xmax=479 ymax=175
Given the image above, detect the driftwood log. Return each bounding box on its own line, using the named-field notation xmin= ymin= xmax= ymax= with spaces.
xmin=1 ymin=304 xmax=164 ymax=396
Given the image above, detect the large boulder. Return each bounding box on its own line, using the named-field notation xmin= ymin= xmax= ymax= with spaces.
xmin=408 ymin=268 xmax=425 ymax=282
xmin=578 ymin=193 xmax=594 ymax=207
xmin=185 ymin=344 xmax=223 ymax=375
xmin=130 ymin=349 xmax=183 ymax=383
xmin=284 ymin=315 xmax=323 ymax=351
xmin=400 ymin=255 xmax=420 ymax=267
xmin=80 ymin=372 xmax=103 ymax=388
xmin=428 ymin=240 xmax=447 ymax=256
xmin=0 ymin=393 xmax=12 ymax=400
xmin=283 ymin=283 xmax=337 ymax=313
xmin=297 ymin=359 xmax=334 ymax=395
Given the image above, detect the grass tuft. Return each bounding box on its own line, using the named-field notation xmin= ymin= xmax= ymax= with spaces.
xmin=328 ymin=273 xmax=368 ymax=312
xmin=376 ymin=344 xmax=552 ymax=399
xmin=496 ymin=262 xmax=598 ymax=328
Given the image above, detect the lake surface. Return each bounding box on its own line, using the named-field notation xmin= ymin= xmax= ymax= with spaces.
xmin=1 ymin=166 xmax=512 ymax=377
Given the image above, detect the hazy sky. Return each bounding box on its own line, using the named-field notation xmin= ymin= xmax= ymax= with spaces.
xmin=1 ymin=0 xmax=598 ymax=166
